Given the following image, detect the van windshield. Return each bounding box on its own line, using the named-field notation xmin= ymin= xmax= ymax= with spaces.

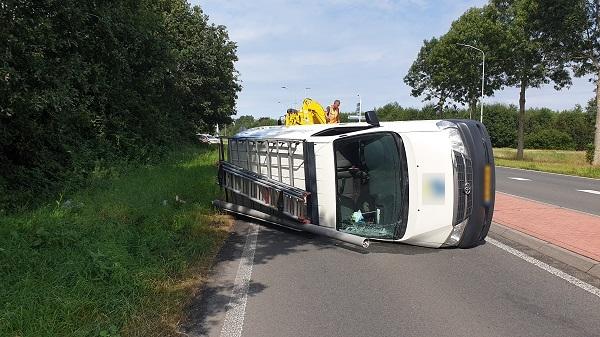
xmin=334 ymin=132 xmax=408 ymax=239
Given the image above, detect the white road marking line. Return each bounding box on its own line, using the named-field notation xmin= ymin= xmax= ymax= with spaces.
xmin=487 ymin=238 xmax=600 ymax=299
xmin=498 ymin=165 xmax=600 ymax=181
xmin=577 ymin=189 xmax=600 ymax=195
xmin=220 ymin=223 xmax=259 ymax=337
xmin=508 ymin=177 xmax=531 ymax=181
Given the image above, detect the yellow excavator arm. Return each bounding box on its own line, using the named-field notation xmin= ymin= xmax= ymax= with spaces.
xmin=284 ymin=98 xmax=328 ymax=126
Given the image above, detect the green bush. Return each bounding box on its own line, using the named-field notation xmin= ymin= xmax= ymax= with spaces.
xmin=525 ymin=108 xmax=555 ymax=134
xmin=0 ymin=0 xmax=240 ymax=210
xmin=553 ymin=108 xmax=595 ymax=150
xmin=525 ymin=129 xmax=576 ymax=150
xmin=483 ymin=103 xmax=518 ymax=148
xmin=371 ymin=102 xmax=594 ymax=152
xmin=587 ymin=143 xmax=595 ymax=164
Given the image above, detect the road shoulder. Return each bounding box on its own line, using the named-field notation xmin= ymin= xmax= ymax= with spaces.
xmin=179 ymin=220 xmax=254 ymax=337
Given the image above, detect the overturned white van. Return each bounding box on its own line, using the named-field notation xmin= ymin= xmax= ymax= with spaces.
xmin=214 ymin=113 xmax=495 ymax=249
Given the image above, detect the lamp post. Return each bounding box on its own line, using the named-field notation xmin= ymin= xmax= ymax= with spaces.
xmin=304 ymin=87 xmax=311 ymax=98
xmin=357 ymin=93 xmax=362 ymax=123
xmin=281 ymin=86 xmax=290 ymax=109
xmin=456 ymin=43 xmax=485 ymax=123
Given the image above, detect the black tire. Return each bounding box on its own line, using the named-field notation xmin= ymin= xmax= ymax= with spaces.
xmin=448 ymin=120 xmax=495 ymax=249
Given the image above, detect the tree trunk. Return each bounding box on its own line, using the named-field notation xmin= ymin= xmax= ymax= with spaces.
xmin=516 ymin=79 xmax=527 ymax=160
xmin=594 ymin=71 xmax=600 ymax=165
xmin=469 ymin=100 xmax=477 ymax=119
xmin=436 ymin=96 xmax=445 ymax=116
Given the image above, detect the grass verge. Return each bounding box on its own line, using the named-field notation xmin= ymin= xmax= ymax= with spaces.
xmin=0 ymin=146 xmax=231 ymax=337
xmin=494 ymin=148 xmax=600 ymax=179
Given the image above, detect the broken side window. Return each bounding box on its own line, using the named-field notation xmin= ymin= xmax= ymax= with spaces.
xmin=334 ymin=132 xmax=407 ymax=239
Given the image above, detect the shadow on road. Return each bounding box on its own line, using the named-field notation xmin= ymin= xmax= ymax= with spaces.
xmin=179 ymin=217 xmax=340 ymax=336
xmin=180 ymin=279 xmax=267 ymax=336
xmin=368 ymin=241 xmax=441 ymax=255
xmin=180 ymin=215 xmax=446 ymax=336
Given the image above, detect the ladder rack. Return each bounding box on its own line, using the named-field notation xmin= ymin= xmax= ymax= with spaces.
xmin=218 ymin=137 xmax=310 ymax=222
xmin=222 ymin=138 xmax=304 ymax=187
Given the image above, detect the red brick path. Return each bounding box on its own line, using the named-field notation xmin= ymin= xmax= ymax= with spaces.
xmin=493 ymin=192 xmax=600 ymax=261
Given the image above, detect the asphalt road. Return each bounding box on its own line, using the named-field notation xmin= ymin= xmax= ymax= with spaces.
xmin=496 ymin=166 xmax=600 ymax=216
xmin=183 ymin=220 xmax=600 ymax=337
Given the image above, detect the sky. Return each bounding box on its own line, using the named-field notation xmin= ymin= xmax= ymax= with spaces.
xmin=193 ymin=0 xmax=595 ymax=119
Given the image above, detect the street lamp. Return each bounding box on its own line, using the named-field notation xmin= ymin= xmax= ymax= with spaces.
xmin=281 ymin=86 xmax=290 ymax=109
xmin=357 ymin=93 xmax=362 ymax=123
xmin=456 ymin=43 xmax=485 ymax=123
xmin=304 ymin=87 xmax=311 ymax=98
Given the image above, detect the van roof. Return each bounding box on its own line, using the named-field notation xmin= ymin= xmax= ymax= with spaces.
xmin=230 ymin=120 xmax=442 ymax=141
xmin=230 ymin=123 xmax=368 ymax=140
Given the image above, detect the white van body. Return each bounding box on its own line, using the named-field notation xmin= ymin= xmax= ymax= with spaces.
xmin=216 ymin=119 xmax=495 ymax=248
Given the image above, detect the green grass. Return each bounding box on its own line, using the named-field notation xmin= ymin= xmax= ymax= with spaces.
xmin=494 ymin=148 xmax=600 ymax=179
xmin=0 ymin=146 xmax=231 ymax=337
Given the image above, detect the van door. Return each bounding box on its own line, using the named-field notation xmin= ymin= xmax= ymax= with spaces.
xmin=334 ymin=132 xmax=409 ymax=239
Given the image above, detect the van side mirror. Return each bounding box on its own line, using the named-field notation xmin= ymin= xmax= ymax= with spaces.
xmin=365 ymin=110 xmax=380 ymax=127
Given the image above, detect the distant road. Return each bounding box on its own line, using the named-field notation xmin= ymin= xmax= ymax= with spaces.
xmin=495 ymin=166 xmax=600 ymax=216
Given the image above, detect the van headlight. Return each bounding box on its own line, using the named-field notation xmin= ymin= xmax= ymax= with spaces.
xmin=436 ymin=121 xmax=468 ymax=156
xmin=442 ymin=218 xmax=468 ymax=247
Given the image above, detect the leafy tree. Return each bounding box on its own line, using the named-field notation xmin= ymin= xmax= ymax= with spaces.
xmin=439 ymin=7 xmax=507 ymax=116
xmin=404 ymin=38 xmax=451 ymax=114
xmin=586 ymin=97 xmax=598 ymax=120
xmin=159 ymin=0 xmax=240 ymax=132
xmin=490 ymin=0 xmax=572 ymax=160
xmin=530 ymin=0 xmax=600 ymax=164
xmin=405 ymin=2 xmax=574 ymax=158
xmin=404 ymin=7 xmax=506 ymax=116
